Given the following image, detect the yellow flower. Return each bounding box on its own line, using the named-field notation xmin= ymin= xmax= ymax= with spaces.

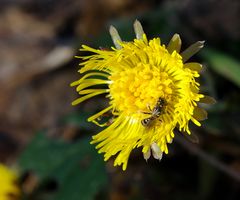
xmin=0 ymin=164 xmax=21 ymax=200
xmin=71 ymin=20 xmax=215 ymax=170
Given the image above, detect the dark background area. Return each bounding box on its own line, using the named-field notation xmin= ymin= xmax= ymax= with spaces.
xmin=0 ymin=0 xmax=240 ymax=200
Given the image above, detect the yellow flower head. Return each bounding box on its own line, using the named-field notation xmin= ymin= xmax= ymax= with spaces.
xmin=0 ymin=164 xmax=21 ymax=200
xmin=71 ymin=20 xmax=214 ymax=170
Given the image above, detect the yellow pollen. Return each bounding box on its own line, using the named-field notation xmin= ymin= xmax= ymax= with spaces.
xmin=109 ymin=46 xmax=182 ymax=115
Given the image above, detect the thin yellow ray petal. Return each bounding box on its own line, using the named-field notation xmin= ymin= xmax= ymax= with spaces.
xmin=79 ymin=89 xmax=109 ymax=95
xmin=91 ymin=120 xmax=109 ymax=127
xmin=88 ymin=105 xmax=113 ymax=122
xmin=76 ymin=79 xmax=109 ymax=92
xmin=80 ymin=45 xmax=101 ymax=53
xmin=70 ymin=72 xmax=109 ymax=87
xmin=191 ymin=117 xmax=201 ymax=126
xmin=72 ymin=91 xmax=107 ymax=105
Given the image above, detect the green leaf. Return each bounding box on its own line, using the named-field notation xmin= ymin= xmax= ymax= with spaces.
xmin=18 ymin=133 xmax=107 ymax=200
xmin=201 ymin=48 xmax=240 ymax=87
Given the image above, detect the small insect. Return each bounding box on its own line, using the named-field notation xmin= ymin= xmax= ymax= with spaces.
xmin=95 ymin=112 xmax=116 ymax=127
xmin=141 ymin=98 xmax=166 ymax=127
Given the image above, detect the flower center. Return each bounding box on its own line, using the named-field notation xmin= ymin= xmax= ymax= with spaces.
xmin=109 ymin=63 xmax=175 ymax=114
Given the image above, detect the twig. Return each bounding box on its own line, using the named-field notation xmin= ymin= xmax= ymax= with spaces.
xmin=175 ymin=134 xmax=240 ymax=182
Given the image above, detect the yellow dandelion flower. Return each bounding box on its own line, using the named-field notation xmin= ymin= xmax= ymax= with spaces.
xmin=71 ymin=20 xmax=215 ymax=170
xmin=0 ymin=164 xmax=21 ymax=200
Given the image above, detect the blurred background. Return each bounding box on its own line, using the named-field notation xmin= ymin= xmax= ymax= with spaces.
xmin=0 ymin=0 xmax=240 ymax=200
